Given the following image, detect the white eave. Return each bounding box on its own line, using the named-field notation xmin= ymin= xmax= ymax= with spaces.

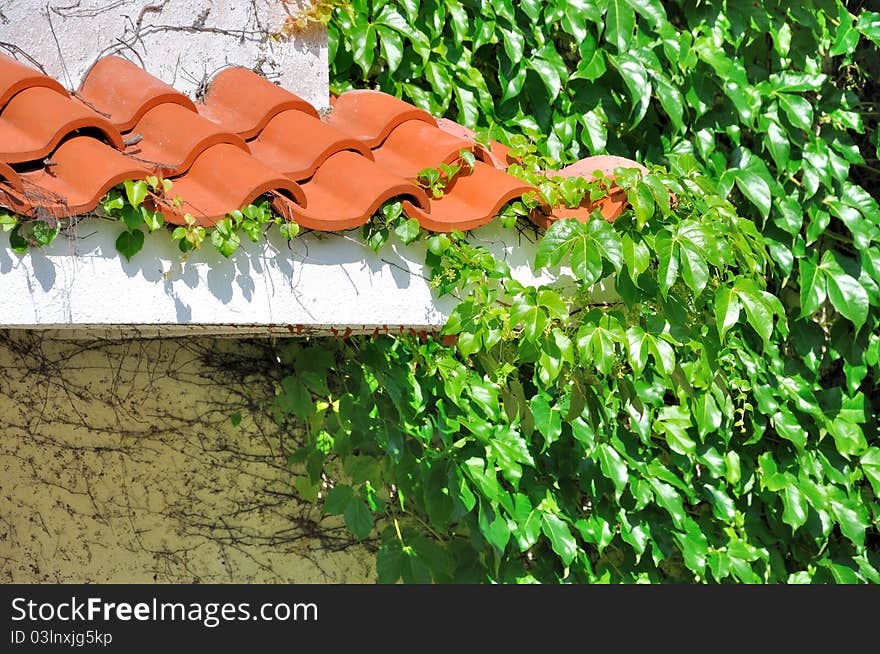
xmin=0 ymin=219 xmax=616 ymax=337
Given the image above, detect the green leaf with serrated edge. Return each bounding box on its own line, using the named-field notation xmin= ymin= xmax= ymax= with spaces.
xmin=394 ymin=217 xmax=420 ymax=244
xmin=772 ymin=411 xmax=806 ymax=450
xmin=679 ymin=240 xmax=709 ymax=295
xmin=657 ymin=405 xmax=696 ymax=456
xmin=605 ymin=0 xmax=636 ymax=53
xmin=649 ymin=478 xmax=685 ymax=528
xmin=735 ymin=281 xmax=773 ymax=345
xmin=611 ymin=53 xmax=651 ymax=126
xmin=856 ymin=11 xmax=880 ymax=47
xmin=674 ymin=520 xmax=708 ymax=576
xmin=541 ymin=513 xmax=577 ymax=566
xmin=376 ymin=540 xmax=404 ymax=584
xmin=734 ymin=170 xmax=771 ymax=219
xmin=597 ymin=443 xmax=628 ymax=499
xmin=654 ymin=230 xmax=678 ymax=295
xmin=782 ymin=480 xmax=808 ymax=531
xmin=323 ymin=485 xmax=353 ymax=515
xmin=777 ymin=93 xmax=813 ymax=131
xmin=344 ymin=499 xmax=374 ymax=540
xmin=714 ymin=286 xmax=741 ymax=342
xmin=829 ymin=498 xmax=866 ymax=547
xmin=822 ymin=254 xmax=869 ymax=331
xmin=860 ymin=448 xmax=880 ymax=495
xmin=530 ymin=393 xmax=562 ymax=447
xmin=799 ymin=255 xmax=826 ymax=318
xmin=829 ymin=419 xmax=867 ymax=457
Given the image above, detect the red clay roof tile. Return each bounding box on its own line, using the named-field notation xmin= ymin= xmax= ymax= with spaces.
xmin=0 ymin=53 xmax=68 ymax=108
xmin=326 ymin=90 xmax=436 ymax=147
xmin=371 ymin=119 xmax=472 ymax=179
xmin=13 ymin=137 xmax=149 ymax=217
xmin=247 ymin=109 xmax=372 ymax=181
xmin=436 ymin=118 xmax=514 ymax=169
xmin=0 ymin=86 xmax=124 ymax=163
xmin=128 ymin=102 xmax=249 ymax=176
xmin=156 ymin=143 xmax=306 ymax=226
xmin=280 ymin=150 xmax=429 ymax=231
xmin=403 ymin=161 xmax=535 ymax=232
xmin=78 ymin=56 xmax=197 ymax=132
xmin=531 ymin=155 xmax=650 ymax=227
xmin=0 ymin=55 xmax=642 ymax=235
xmin=197 ymin=67 xmax=318 ymax=140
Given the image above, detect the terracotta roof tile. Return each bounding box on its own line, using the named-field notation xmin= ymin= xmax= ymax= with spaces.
xmin=0 ymin=55 xmax=642 ymax=234
xmin=12 ymin=137 xmax=149 ymax=217
xmin=326 ymin=89 xmax=436 ymax=147
xmin=281 ymin=150 xmax=429 ymax=231
xmin=532 ymin=155 xmax=651 ymax=228
xmin=197 ymin=67 xmax=318 ymax=140
xmin=371 ymin=119 xmax=471 ymax=179
xmin=0 ymin=86 xmax=124 ymax=163
xmin=78 ymin=56 xmax=197 ymax=132
xmin=128 ymin=102 xmax=248 ymax=176
xmin=403 ymin=161 xmax=535 ymax=232
xmin=155 ymin=143 xmax=306 ymax=226
xmin=436 ymin=118 xmax=514 ymax=169
xmin=0 ymin=53 xmax=68 ymax=107
xmin=247 ymin=109 xmax=372 ymax=180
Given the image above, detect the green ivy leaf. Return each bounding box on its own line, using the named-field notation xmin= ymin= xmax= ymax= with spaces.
xmin=714 ymin=286 xmax=741 ymax=342
xmin=115 ymin=229 xmax=144 ymax=261
xmin=541 ymin=513 xmax=577 ymax=566
xmin=344 ymin=498 xmax=374 ymax=540
xmin=777 ymin=93 xmax=813 ymax=131
xmin=324 ymin=484 xmax=353 ymax=515
xmin=821 ymin=251 xmax=869 ymax=330
xmin=123 ymin=179 xmax=148 ymax=208
xmin=597 ymin=443 xmax=628 ymax=500
xmin=734 ymin=170 xmax=771 ymax=219
xmin=605 ymin=0 xmax=636 ymax=53
xmin=860 ymin=448 xmax=880 ymax=495
xmin=530 ymin=393 xmax=562 ymax=447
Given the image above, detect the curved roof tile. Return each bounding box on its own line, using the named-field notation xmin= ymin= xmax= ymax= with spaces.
xmin=0 ymin=56 xmax=640 ymax=234
xmin=403 ymin=161 xmax=535 ymax=232
xmin=16 ymin=137 xmax=150 ymax=217
xmin=157 ymin=143 xmax=307 ymax=226
xmin=327 ymin=90 xmax=436 ymax=148
xmin=371 ymin=119 xmax=472 ymax=179
xmin=78 ymin=56 xmax=197 ymax=132
xmin=129 ymin=102 xmax=249 ymax=176
xmin=247 ymin=109 xmax=372 ymax=181
xmin=198 ymin=67 xmax=318 ymax=140
xmin=0 ymin=86 xmax=124 ymax=163
xmin=0 ymin=52 xmax=68 ymax=108
xmin=282 ymin=150 xmax=430 ymax=231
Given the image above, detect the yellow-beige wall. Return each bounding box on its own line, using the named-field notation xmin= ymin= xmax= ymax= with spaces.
xmin=0 ymin=332 xmax=374 ymax=583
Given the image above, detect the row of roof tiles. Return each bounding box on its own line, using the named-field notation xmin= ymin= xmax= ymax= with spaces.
xmin=0 ymin=53 xmax=642 ymax=234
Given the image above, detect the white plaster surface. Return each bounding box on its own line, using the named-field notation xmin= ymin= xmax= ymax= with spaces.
xmin=0 ymin=219 xmax=616 ymax=332
xmin=0 ymin=0 xmax=329 ymax=109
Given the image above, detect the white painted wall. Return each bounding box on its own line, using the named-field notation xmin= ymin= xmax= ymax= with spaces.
xmin=0 ymin=0 xmax=329 ymax=109
xmin=0 ymin=220 xmax=616 ymax=333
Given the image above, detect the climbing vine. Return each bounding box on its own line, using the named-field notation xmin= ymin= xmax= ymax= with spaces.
xmin=284 ymin=0 xmax=879 ymax=582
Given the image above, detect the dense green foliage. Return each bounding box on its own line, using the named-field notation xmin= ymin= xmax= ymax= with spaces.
xmin=279 ymin=0 xmax=880 ymax=582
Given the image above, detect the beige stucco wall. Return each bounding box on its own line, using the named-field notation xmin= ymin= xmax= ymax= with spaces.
xmin=0 ymin=332 xmax=374 ymax=583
